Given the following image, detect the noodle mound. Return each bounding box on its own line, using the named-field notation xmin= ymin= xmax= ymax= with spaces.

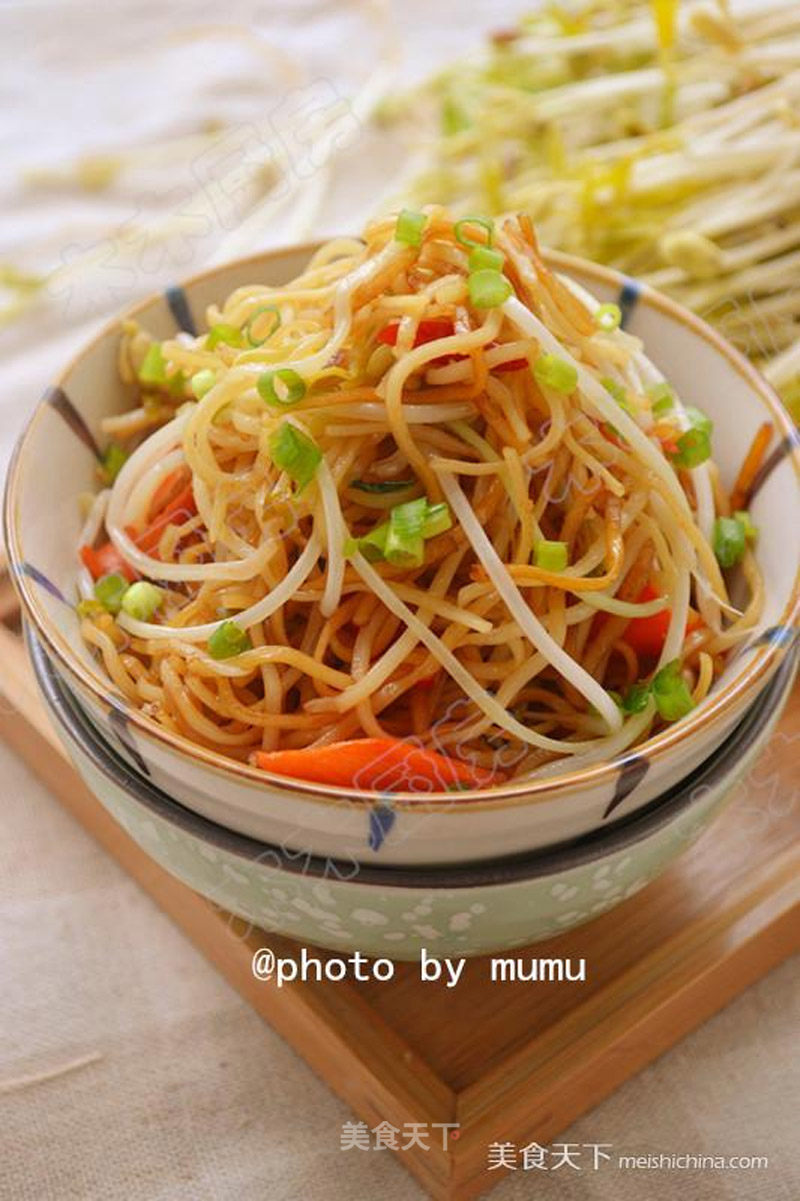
xmin=76 ymin=208 xmax=764 ymax=790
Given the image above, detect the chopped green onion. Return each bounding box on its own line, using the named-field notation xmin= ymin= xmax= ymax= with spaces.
xmin=468 ymin=268 xmax=512 ymax=309
xmin=454 ymin=216 xmax=494 ymax=249
xmin=671 ymin=426 xmax=711 ymax=469
xmin=190 ymin=369 xmax=216 ymax=400
xmin=244 ymin=306 xmax=280 ymax=347
xmin=712 ymin=516 xmax=747 ymax=569
xmin=76 ymin=598 xmax=105 ymax=620
xmin=670 ymin=409 xmax=713 ymax=469
xmin=734 ymin=510 xmax=758 ymax=543
xmin=469 ymin=246 xmax=504 ymax=272
xmin=621 ymin=681 xmax=652 ymax=714
xmin=138 ymin=342 xmax=167 ymax=386
xmin=121 ymin=581 xmax=164 ymax=621
xmin=652 ymin=659 xmax=695 ymax=722
xmin=422 ymin=502 xmax=453 ymax=539
xmin=94 ymin=572 xmax=129 ymax=614
xmin=389 ymin=498 xmax=428 ymax=536
xmin=395 ymin=209 xmax=427 ymax=247
xmin=385 ymin=497 xmax=427 ymax=567
xmin=208 ymin=620 xmax=252 ymax=660
xmin=534 ymin=353 xmax=578 ymax=395
xmin=258 ymin=368 xmax=307 ymax=407
xmin=350 ymin=478 xmax=415 ymax=494
xmin=101 ymin=442 xmax=128 ymax=484
xmin=602 ymin=376 xmax=633 ymax=413
xmin=350 ymin=499 xmax=451 ymax=564
xmin=534 ymin=540 xmax=569 ymax=571
xmin=647 ymin=382 xmax=675 ymax=417
xmin=357 ymin=521 xmax=389 ymax=562
xmin=206 ymin=323 xmax=243 ymax=350
xmin=595 ymin=303 xmax=622 ymax=332
xmin=268 ymin=422 xmax=321 ymax=491
xmin=683 ymin=406 xmax=713 ymax=436
xmin=385 ymin=531 xmax=424 ymax=568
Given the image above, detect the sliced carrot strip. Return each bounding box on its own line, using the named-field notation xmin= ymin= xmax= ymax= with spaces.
xmin=148 ymin=467 xmax=191 ymax=523
xmin=377 ymin=317 xmax=454 ymax=347
xmin=80 ymin=542 xmax=137 ymax=582
xmin=252 ymin=737 xmax=502 ymax=792
xmin=135 ymin=483 xmax=196 ymax=555
xmin=622 ymin=583 xmax=703 ymax=659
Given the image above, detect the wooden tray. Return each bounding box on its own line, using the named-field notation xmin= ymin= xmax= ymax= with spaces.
xmin=1 ymin=562 xmax=798 ymax=1201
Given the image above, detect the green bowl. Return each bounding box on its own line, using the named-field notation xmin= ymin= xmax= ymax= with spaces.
xmin=28 ymin=628 xmax=796 ymax=960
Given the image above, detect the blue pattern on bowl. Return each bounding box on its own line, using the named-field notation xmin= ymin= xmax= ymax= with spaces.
xmin=368 ymin=802 xmax=397 ymax=852
xmin=18 ymin=562 xmax=67 ymax=605
xmin=165 ymin=284 xmax=198 ymax=335
xmin=45 ymin=384 xmax=101 ymax=457
xmin=603 ymin=755 xmax=650 ymax=820
xmin=617 ymin=277 xmax=642 ymax=329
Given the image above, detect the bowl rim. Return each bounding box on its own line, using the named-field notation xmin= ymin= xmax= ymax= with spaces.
xmin=6 ymin=242 xmax=800 ymax=814
xmin=27 ymin=625 xmax=796 ymax=888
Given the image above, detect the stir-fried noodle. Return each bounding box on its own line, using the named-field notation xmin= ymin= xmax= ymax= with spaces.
xmin=76 ymin=208 xmax=766 ymax=790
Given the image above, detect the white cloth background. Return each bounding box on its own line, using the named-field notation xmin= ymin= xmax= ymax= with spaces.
xmin=1 ymin=3 xmax=798 ymax=1199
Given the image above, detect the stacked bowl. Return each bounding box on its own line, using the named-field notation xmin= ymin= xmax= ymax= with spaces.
xmin=6 ymin=247 xmax=800 ymax=960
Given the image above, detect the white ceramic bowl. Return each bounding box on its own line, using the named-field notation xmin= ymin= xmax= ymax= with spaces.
xmin=6 ymin=246 xmax=800 ymax=866
xmin=28 ymin=628 xmax=797 ymax=959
